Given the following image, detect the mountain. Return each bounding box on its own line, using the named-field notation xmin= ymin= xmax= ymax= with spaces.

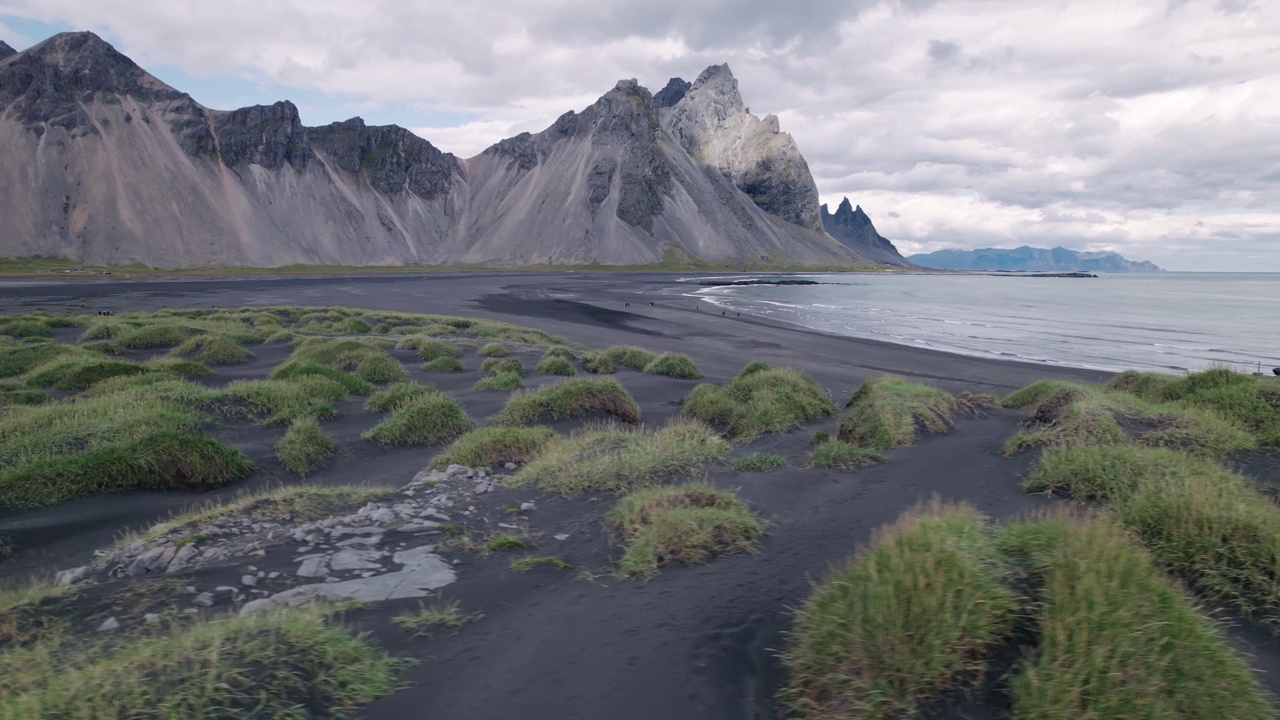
xmin=820 ymin=199 xmax=912 ymax=267
xmin=0 ymin=32 xmax=867 ymax=269
xmin=908 ymin=246 xmax=1163 ymax=273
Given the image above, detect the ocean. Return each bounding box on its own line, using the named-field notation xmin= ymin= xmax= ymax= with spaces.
xmin=678 ymin=272 xmax=1280 ymax=374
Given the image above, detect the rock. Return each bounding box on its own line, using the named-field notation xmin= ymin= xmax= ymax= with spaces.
xmin=329 ymin=549 xmax=383 ymax=572
xmin=329 ymin=526 xmax=386 ymax=537
xmin=520 ymin=502 xmax=536 ymax=512
xmin=192 ymin=592 xmax=215 ymax=608
xmin=97 ymin=616 xmax=120 ymax=632
xmin=144 ymin=613 xmax=161 ymax=624
xmin=165 ymin=543 xmax=200 ymax=574
xmin=128 ymin=544 xmax=177 ymax=576
xmin=55 ymin=566 xmax=90 ymax=586
xmin=554 ymin=533 xmax=570 ymax=541
xmin=394 ymin=521 xmax=440 ymax=533
xmin=267 ymin=571 xmax=280 ymax=579
xmin=297 ymin=556 xmax=330 ymax=578
xmin=240 ymin=545 xmax=456 ymax=616
xmin=336 ymin=535 xmax=383 ymax=549
xmin=241 ymin=575 xmax=258 ymax=587
xmin=504 ymin=462 xmax=517 ymax=471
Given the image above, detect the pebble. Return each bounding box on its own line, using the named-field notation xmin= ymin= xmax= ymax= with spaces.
xmin=520 ymin=502 xmax=536 ymax=512
xmin=241 ymin=575 xmax=258 ymax=587
xmin=192 ymin=592 xmax=214 ymax=608
xmin=96 ymin=616 xmax=120 ymax=632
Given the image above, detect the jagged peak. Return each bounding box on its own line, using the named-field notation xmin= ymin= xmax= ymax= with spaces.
xmin=0 ymin=41 xmax=16 ymax=60
xmin=694 ymin=63 xmax=734 ymax=86
xmin=21 ymin=31 xmax=123 ymax=66
xmin=654 ymin=77 xmax=690 ymax=109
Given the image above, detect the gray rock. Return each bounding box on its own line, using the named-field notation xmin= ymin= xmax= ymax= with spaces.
xmin=55 ymin=566 xmax=90 ymax=586
xmin=520 ymin=502 xmax=536 ymax=512
xmin=96 ymin=616 xmax=120 ymax=632
xmin=144 ymin=613 xmax=161 ymax=624
xmin=554 ymin=533 xmax=570 ymax=541
xmin=329 ymin=526 xmax=386 ymax=537
xmin=394 ymin=521 xmax=440 ymax=533
xmin=165 ymin=543 xmax=200 ymax=574
xmin=128 ymin=544 xmax=176 ymax=576
xmin=329 ymin=549 xmax=383 ymax=572
xmin=241 ymin=575 xmax=258 ymax=587
xmin=504 ymin=462 xmax=518 ymax=471
xmin=335 ymin=535 xmax=383 ymax=549
xmin=296 ymin=556 xmax=330 ymax=578
xmin=192 ymin=592 xmax=215 ymax=608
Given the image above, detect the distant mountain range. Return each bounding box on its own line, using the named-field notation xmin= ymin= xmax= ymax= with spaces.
xmin=0 ymin=31 xmax=899 ymax=270
xmin=908 ymin=246 xmax=1163 ymax=273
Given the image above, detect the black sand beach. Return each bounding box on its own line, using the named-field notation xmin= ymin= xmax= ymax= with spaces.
xmin=2 ymin=272 xmax=1277 ymax=720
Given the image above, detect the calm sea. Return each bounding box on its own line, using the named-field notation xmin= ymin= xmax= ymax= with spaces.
xmin=678 ymin=273 xmax=1280 ymax=374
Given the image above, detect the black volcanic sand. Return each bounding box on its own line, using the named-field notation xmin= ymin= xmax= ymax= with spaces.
xmin=1 ymin=272 xmax=1278 ymax=720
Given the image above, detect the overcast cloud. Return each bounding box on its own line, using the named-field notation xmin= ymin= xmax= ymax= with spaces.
xmin=2 ymin=0 xmax=1277 ymax=270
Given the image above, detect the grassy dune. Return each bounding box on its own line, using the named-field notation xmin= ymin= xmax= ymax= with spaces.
xmin=838 ymin=376 xmax=980 ymax=449
xmin=683 ymin=363 xmax=836 ymax=440
xmin=610 ymin=484 xmax=763 ymax=577
xmin=493 ymin=378 xmax=641 ymax=425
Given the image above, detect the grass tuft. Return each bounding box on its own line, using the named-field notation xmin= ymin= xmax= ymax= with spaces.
xmin=422 ymin=357 xmax=464 ymax=372
xmin=512 ymin=419 xmax=728 ymax=495
xmin=398 ymin=336 xmax=461 ymax=362
xmin=610 ymin=484 xmax=763 ymax=578
xmin=1001 ymin=511 xmax=1272 ymax=720
xmin=682 ymin=363 xmax=836 ymax=440
xmin=543 ymin=348 xmax=576 ymax=361
xmin=430 ymin=426 xmax=557 ymax=469
xmin=581 ymin=351 xmax=614 ymax=374
xmin=172 ymin=335 xmax=253 ymax=365
xmin=362 ymin=393 xmax=474 ymax=447
xmin=602 ymin=345 xmax=658 ymax=370
xmin=477 ymin=343 xmax=508 ymax=357
xmin=781 ymin=500 xmax=1017 ymax=719
xmin=838 ymin=376 xmax=959 ymax=449
xmin=493 ymin=378 xmax=641 ymax=425
xmin=365 ymin=382 xmax=439 ymax=412
xmin=729 ymin=452 xmax=788 ymax=472
xmin=509 ymin=556 xmax=574 ymax=572
xmin=643 ymin=353 xmax=702 ymax=379
xmin=275 ymin=417 xmax=338 ymax=476
xmin=474 ymin=372 xmax=524 ymax=391
xmin=809 ymin=441 xmax=887 ymax=470
xmin=533 ymin=356 xmax=576 ymax=376
xmin=393 ymin=601 xmax=480 ymax=637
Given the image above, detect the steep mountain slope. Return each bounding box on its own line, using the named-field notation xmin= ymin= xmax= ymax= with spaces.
xmin=820 ymin=198 xmax=912 ymax=267
xmin=0 ymin=32 xmax=867 ymax=269
xmin=909 ymin=246 xmax=1162 ymax=272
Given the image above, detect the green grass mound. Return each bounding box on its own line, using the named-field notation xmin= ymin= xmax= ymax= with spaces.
xmin=422 ymin=357 xmax=464 ymax=372
xmin=1002 ymin=513 xmax=1271 ymax=720
xmin=365 ymin=382 xmax=440 ymax=412
xmin=543 ymin=348 xmax=576 ymax=362
xmin=146 ymin=358 xmax=211 ymax=378
xmin=1002 ymin=380 xmax=1256 ymax=458
xmin=494 ymin=378 xmax=641 ymax=426
xmin=809 ymin=441 xmax=887 ymax=471
xmin=838 ymin=376 xmax=964 ymax=449
xmin=0 ymin=431 xmax=252 ymax=509
xmin=362 ymin=393 xmax=474 ymax=447
xmin=1029 ymin=445 xmax=1280 ymax=626
xmin=430 ymin=426 xmax=557 ymax=469
xmin=610 ymin=484 xmax=763 ymax=578
xmin=221 ymin=376 xmax=350 ymax=425
xmin=682 ymin=363 xmax=836 ymax=440
xmin=0 ymin=341 xmax=75 ymax=378
xmin=0 ymin=606 xmax=404 ymax=718
xmin=1110 ymin=368 xmax=1280 ymax=447
xmin=512 ymin=420 xmax=729 ymax=494
xmin=482 ymin=357 xmax=525 ymax=376
xmin=474 ymin=373 xmax=524 ymax=391
xmin=581 ymin=351 xmax=614 ymax=374
xmin=172 ymin=335 xmax=253 ymax=365
xmin=270 ymin=360 xmax=375 ymax=395
xmin=275 ymin=417 xmax=338 ymax=476
xmin=729 ymin=452 xmax=787 ymax=472
xmin=287 ymin=339 xmax=408 ymax=384
xmin=334 ymin=316 xmax=372 ymax=333
xmin=0 ymin=317 xmax=52 ymax=339
xmin=23 ymin=356 xmax=152 ymax=391
xmin=398 ymin=336 xmax=462 ymax=362
xmin=781 ymin=500 xmax=1017 ymax=720
xmin=0 ymin=389 xmax=50 ymax=406
xmin=477 ymin=343 xmax=508 ymax=357
xmin=115 ymin=323 xmax=199 ymax=349
xmin=534 ymin=356 xmax=576 ymax=376
xmin=643 ymin=353 xmax=702 ymax=379
xmin=602 ymin=345 xmax=658 ymax=370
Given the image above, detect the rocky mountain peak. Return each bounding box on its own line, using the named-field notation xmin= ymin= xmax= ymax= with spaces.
xmin=662 ymin=62 xmax=821 ymax=231
xmin=0 ymin=31 xmax=189 ymax=129
xmin=653 ymin=77 xmax=691 ymax=109
xmin=821 ymin=198 xmax=912 ymax=268
xmin=0 ymin=41 xmax=16 ymax=60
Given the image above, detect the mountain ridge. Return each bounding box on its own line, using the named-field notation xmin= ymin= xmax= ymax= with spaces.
xmin=0 ymin=31 xmax=870 ymax=270
xmin=908 ymin=245 xmax=1163 ymax=272
xmin=820 ymin=198 xmax=912 ymax=267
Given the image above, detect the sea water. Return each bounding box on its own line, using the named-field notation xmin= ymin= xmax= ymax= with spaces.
xmin=679 ymin=272 xmax=1280 ymax=374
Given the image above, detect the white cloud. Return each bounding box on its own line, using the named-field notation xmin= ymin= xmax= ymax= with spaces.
xmin=4 ymin=0 xmax=1278 ymax=270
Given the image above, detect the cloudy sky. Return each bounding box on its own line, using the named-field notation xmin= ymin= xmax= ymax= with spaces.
xmin=2 ymin=0 xmax=1278 ymax=271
